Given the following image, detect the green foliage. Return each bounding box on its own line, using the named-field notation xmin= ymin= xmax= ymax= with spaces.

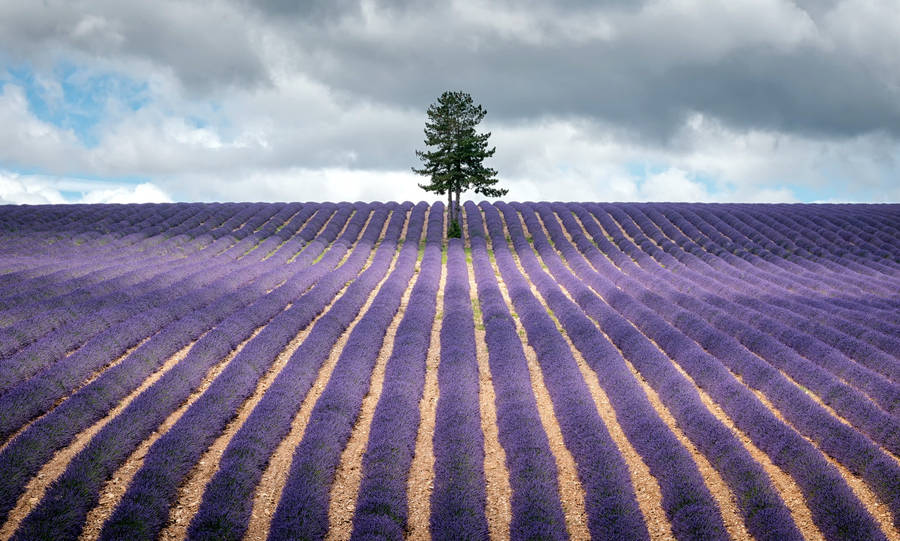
xmin=447 ymin=219 xmax=462 ymax=238
xmin=412 ymin=90 xmax=507 ymax=228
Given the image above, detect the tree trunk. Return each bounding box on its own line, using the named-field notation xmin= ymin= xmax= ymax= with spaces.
xmin=454 ymin=190 xmax=461 ymax=227
xmin=447 ymin=191 xmax=453 ymax=225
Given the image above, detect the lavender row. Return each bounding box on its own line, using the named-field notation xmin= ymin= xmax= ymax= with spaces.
xmin=679 ymin=204 xmax=894 ymax=293
xmin=529 ymin=201 xmax=851 ymax=537
xmin=613 ymin=203 xmax=890 ymax=313
xmin=98 ymin=204 xmax=404 ymax=541
xmin=348 ymin=203 xmax=443 ymax=540
xmin=665 ymin=204 xmax=877 ymax=289
xmin=806 ymin=206 xmax=900 ymax=263
xmin=0 ymin=275 xmax=261 ymax=530
xmin=526 ymin=202 xmax=885 ymax=539
xmin=492 ymin=202 xmax=733 ymax=540
xmin=0 ymin=210 xmax=213 ymax=319
xmin=0 ymin=202 xmax=297 ymax=278
xmin=481 ymin=203 xmax=652 ymax=540
xmin=0 ymin=200 xmax=326 ymax=348
xmin=541 ymin=203 xmax=890 ymax=539
xmin=0 ymin=207 xmax=209 ymax=309
xmin=0 ymin=203 xmax=215 ymax=291
xmin=0 ymin=203 xmax=189 ymax=272
xmin=695 ymin=205 xmax=899 ymax=303
xmin=596 ymin=203 xmax=900 ymax=369
xmin=8 ymin=204 xmax=377 ymax=540
xmin=0 ymin=204 xmax=335 ymax=492
xmin=669 ymin=205 xmax=900 ymax=316
xmin=764 ymin=206 xmax=900 ymax=275
xmin=464 ymin=204 xmax=570 ymax=540
xmin=604 ymin=204 xmax=900 ymax=356
xmin=0 ymin=256 xmax=234 ymax=385
xmin=652 ymin=205 xmax=900 ymax=357
xmin=624 ymin=204 xmax=900 ymax=388
xmin=582 ymin=213 xmax=900 ymax=528
xmin=704 ymin=204 xmax=897 ymax=288
xmin=266 ymin=205 xmax=424 ymax=540
xmin=422 ymin=237 xmax=491 ymax=541
xmin=679 ymin=205 xmax=900 ymax=351
xmin=0 ymin=201 xmax=306 ymax=315
xmin=737 ymin=205 xmax=900 ymax=283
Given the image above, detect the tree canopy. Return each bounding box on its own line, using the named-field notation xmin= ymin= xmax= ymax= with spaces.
xmin=412 ymin=90 xmax=507 ymax=236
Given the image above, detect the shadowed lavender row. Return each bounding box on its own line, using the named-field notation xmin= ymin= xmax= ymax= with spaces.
xmin=0 ymin=203 xmax=312 ymax=361
xmin=512 ymin=198 xmax=800 ymax=541
xmin=630 ymin=205 xmax=900 ymax=366
xmin=616 ymin=204 xmax=900 ymax=412
xmin=0 ymin=205 xmax=345 ymax=445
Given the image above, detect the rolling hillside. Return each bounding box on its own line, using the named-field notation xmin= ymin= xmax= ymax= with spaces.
xmin=0 ymin=201 xmax=897 ymax=541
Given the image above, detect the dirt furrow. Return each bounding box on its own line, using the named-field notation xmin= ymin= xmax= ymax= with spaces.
xmin=159 ymin=207 xmax=396 ymax=541
xmin=470 ymin=298 xmax=513 ymax=541
xmin=505 ymin=212 xmax=673 ymax=540
xmin=473 ymin=219 xmax=591 ymax=540
xmin=406 ymin=263 xmax=446 ymax=541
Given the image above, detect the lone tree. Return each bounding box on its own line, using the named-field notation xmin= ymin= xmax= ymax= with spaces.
xmin=412 ymin=90 xmax=507 ymax=236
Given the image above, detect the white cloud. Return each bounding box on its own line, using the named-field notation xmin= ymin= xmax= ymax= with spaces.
xmin=158 ymin=167 xmax=426 ymax=203
xmin=3 ymin=66 xmax=896 ymax=204
xmin=636 ymin=169 xmax=716 ymax=202
xmin=0 ymin=173 xmax=67 ymax=205
xmin=0 ymin=84 xmax=85 ymax=170
xmin=77 ymin=182 xmax=172 ymax=203
xmin=0 ymin=171 xmax=172 ymax=205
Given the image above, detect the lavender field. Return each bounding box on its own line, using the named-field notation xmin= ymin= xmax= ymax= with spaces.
xmin=0 ymin=201 xmax=897 ymax=541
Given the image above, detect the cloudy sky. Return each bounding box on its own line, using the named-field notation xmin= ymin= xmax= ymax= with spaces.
xmin=1 ymin=0 xmax=899 ymax=204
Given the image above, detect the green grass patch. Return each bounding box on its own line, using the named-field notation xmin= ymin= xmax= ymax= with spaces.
xmin=471 ymin=296 xmax=485 ymax=330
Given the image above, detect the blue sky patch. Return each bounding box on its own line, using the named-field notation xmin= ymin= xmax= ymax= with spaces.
xmin=3 ymin=63 xmax=149 ymax=147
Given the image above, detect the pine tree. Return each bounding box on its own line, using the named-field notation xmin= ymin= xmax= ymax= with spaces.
xmin=412 ymin=91 xmax=507 ymax=236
